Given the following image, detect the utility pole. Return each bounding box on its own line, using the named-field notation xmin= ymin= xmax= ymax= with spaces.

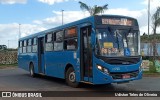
xmin=62 ymin=10 xmax=64 ymax=25
xmin=19 ymin=24 xmax=21 ymax=39
xmin=148 ymin=0 xmax=150 ymax=38
xmin=147 ymin=0 xmax=150 ymax=56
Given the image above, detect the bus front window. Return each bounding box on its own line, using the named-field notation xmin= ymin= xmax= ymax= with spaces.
xmin=96 ymin=28 xmax=139 ymax=57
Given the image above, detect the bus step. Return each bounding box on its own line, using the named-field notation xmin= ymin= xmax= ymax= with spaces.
xmin=39 ymin=73 xmax=45 ymax=76
xmin=81 ymin=81 xmax=93 ymax=85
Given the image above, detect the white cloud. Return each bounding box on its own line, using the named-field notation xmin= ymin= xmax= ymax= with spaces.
xmin=142 ymin=0 xmax=160 ymax=10
xmin=2 ymin=0 xmax=160 ymax=48
xmin=140 ymin=0 xmax=160 ymax=34
xmin=33 ymin=10 xmax=89 ymax=27
xmin=38 ymin=0 xmax=69 ymax=5
xmin=0 ymin=23 xmax=46 ymax=48
xmin=35 ymin=0 xmax=160 ymax=35
xmin=105 ymin=7 xmax=160 ymax=35
xmin=103 ymin=8 xmax=149 ymax=35
xmin=33 ymin=9 xmax=149 ymax=35
xmin=105 ymin=8 xmax=144 ymax=18
xmin=20 ymin=24 xmax=46 ymax=37
xmin=141 ymin=0 xmax=160 ymax=18
xmin=0 ymin=0 xmax=27 ymax=4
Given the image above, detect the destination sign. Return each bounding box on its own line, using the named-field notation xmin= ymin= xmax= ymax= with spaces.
xmin=102 ymin=18 xmax=133 ymax=26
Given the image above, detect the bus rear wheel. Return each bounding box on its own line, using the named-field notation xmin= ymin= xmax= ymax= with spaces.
xmin=29 ymin=63 xmax=35 ymax=77
xmin=65 ymin=67 xmax=79 ymax=88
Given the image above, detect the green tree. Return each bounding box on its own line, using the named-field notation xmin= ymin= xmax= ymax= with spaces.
xmin=152 ymin=7 xmax=160 ymax=36
xmin=79 ymin=1 xmax=108 ymax=16
xmin=152 ymin=7 xmax=160 ymax=72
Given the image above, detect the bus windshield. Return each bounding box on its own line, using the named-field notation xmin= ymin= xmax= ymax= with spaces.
xmin=96 ymin=28 xmax=139 ymax=57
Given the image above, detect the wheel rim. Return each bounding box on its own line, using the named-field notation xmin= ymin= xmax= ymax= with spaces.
xmin=69 ymin=71 xmax=75 ymax=82
xmin=30 ymin=67 xmax=33 ymax=76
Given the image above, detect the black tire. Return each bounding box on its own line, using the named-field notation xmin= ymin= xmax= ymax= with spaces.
xmin=29 ymin=63 xmax=35 ymax=77
xmin=65 ymin=67 xmax=79 ymax=88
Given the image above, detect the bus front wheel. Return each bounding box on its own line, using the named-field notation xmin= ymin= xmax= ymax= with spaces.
xmin=65 ymin=67 xmax=79 ymax=88
xmin=29 ymin=63 xmax=35 ymax=77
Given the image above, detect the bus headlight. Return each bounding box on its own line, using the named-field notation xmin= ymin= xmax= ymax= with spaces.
xmin=97 ymin=65 xmax=109 ymax=74
xmin=97 ymin=65 xmax=103 ymax=70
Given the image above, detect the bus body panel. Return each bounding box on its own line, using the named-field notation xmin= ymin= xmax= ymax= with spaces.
xmin=92 ymin=56 xmax=142 ymax=84
xmin=18 ymin=54 xmax=28 ymax=71
xmin=44 ymin=51 xmax=78 ymax=79
xmin=18 ymin=53 xmax=38 ymax=73
xmin=93 ymin=67 xmax=142 ymax=84
xmin=94 ymin=57 xmax=142 ymax=72
xmin=18 ymin=15 xmax=142 ymax=85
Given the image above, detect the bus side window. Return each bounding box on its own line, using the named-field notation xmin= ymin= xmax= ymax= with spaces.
xmin=54 ymin=31 xmax=63 ymax=51
xmin=32 ymin=38 xmax=37 ymax=52
xmin=64 ymin=27 xmax=77 ymax=50
xmin=19 ymin=41 xmax=23 ymax=53
xmin=27 ymin=39 xmax=32 ymax=53
xmin=45 ymin=33 xmax=53 ymax=51
xmin=23 ymin=40 xmax=27 ymax=53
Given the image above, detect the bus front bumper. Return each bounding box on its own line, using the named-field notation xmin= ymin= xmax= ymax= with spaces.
xmin=93 ymin=69 xmax=143 ymax=85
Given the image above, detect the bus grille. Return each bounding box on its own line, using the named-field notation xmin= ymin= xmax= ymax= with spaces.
xmin=96 ymin=56 xmax=141 ymax=65
xmin=110 ymin=70 xmax=139 ymax=79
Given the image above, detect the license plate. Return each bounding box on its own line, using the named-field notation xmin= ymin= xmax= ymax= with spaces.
xmin=122 ymin=74 xmax=130 ymax=79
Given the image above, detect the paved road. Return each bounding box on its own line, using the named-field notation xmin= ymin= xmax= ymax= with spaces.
xmin=0 ymin=68 xmax=160 ymax=100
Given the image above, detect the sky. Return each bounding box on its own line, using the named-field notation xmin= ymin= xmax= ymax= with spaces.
xmin=0 ymin=0 xmax=160 ymax=48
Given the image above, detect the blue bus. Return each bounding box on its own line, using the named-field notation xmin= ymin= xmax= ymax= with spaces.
xmin=18 ymin=15 xmax=142 ymax=87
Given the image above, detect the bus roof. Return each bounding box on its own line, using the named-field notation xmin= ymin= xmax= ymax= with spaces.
xmin=19 ymin=15 xmax=137 ymax=41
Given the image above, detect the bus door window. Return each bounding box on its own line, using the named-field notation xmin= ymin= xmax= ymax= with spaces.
xmin=40 ymin=38 xmax=44 ymax=54
xmin=81 ymin=26 xmax=92 ymax=79
xmin=38 ymin=37 xmax=45 ymax=73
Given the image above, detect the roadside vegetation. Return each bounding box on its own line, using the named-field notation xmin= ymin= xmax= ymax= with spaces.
xmin=78 ymin=1 xmax=108 ymax=16
xmin=143 ymin=71 xmax=160 ymax=77
xmin=141 ymin=7 xmax=160 ymax=76
xmin=0 ymin=63 xmax=17 ymax=69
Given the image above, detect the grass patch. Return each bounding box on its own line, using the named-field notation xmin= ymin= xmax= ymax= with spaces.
xmin=143 ymin=71 xmax=160 ymax=74
xmin=0 ymin=63 xmax=17 ymax=66
xmin=143 ymin=71 xmax=160 ymax=77
xmin=0 ymin=63 xmax=17 ymax=69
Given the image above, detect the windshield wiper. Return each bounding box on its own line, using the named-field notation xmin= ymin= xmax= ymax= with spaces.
xmin=114 ymin=30 xmax=121 ymax=52
xmin=115 ymin=31 xmax=120 ymax=52
xmin=108 ymin=27 xmax=121 ymax=52
xmin=124 ymin=28 xmax=132 ymax=48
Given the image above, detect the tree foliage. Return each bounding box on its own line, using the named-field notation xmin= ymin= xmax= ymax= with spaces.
xmin=152 ymin=7 xmax=160 ymax=33
xmin=79 ymin=1 xmax=108 ymax=16
xmin=141 ymin=34 xmax=160 ymax=42
xmin=151 ymin=7 xmax=160 ymax=65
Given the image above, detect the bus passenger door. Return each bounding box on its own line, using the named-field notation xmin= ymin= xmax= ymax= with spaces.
xmin=38 ymin=37 xmax=45 ymax=74
xmin=80 ymin=26 xmax=93 ymax=82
